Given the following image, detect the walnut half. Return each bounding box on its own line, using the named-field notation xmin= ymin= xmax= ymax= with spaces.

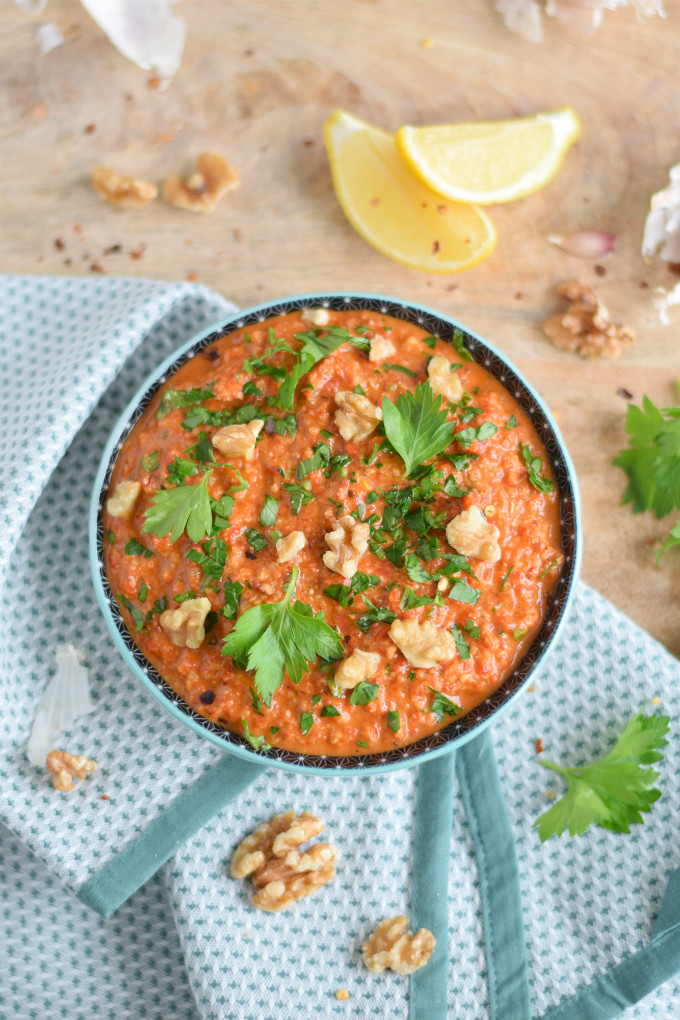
xmin=428 ymin=354 xmax=463 ymax=403
xmin=276 ymin=530 xmax=307 ymax=563
xmin=212 ymin=419 xmax=264 ymax=460
xmin=160 ymin=597 xmax=212 ymax=649
xmin=106 ymin=479 xmax=141 ymax=521
xmin=446 ymin=505 xmax=501 ymax=563
xmin=92 ymin=167 xmax=158 ymax=208
xmin=162 ymin=153 xmax=240 ymax=212
xmin=362 ymin=916 xmax=436 ymax=975
xmin=334 ymin=648 xmax=381 ymax=691
xmin=388 ymin=618 xmax=457 ymax=669
xmin=231 ymin=810 xmax=338 ymax=912
xmin=323 ymin=515 xmax=370 ymax=579
xmin=46 ymin=750 xmax=97 ymax=792
xmin=543 ymin=280 xmax=635 ymax=359
xmin=334 ymin=391 xmax=382 ymax=442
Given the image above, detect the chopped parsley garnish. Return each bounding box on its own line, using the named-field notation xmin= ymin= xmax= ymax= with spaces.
xmin=186 ymin=535 xmax=228 ymax=580
xmin=118 ymin=594 xmax=145 ymax=633
xmin=124 ymin=537 xmax=153 ymax=558
xmin=505 ymin=415 xmax=517 ymax=430
xmin=463 ymin=619 xmax=480 ymax=639
xmin=187 ymin=433 xmax=216 ymax=464
xmin=298 ymin=441 xmax=330 ymax=479
xmin=275 ymin=327 xmax=350 ymax=410
xmin=534 ymin=706 xmax=669 ymax=841
xmin=283 ymin=482 xmax=314 ymax=515
xmin=311 ymin=693 xmax=322 ymax=706
xmin=321 ymin=704 xmax=341 ymax=717
xmin=357 ymin=740 xmax=369 ymax=748
xmin=143 ymin=472 xmax=212 ymax=544
xmin=324 ymin=571 xmax=379 ymax=608
xmin=455 ymin=422 xmax=497 ymax=448
xmin=222 ymin=579 xmax=244 ymax=619
xmin=141 ymin=451 xmax=159 ymax=472
xmin=349 ymin=681 xmax=379 ymax=705
xmin=382 ymin=382 xmax=457 ymax=476
xmin=499 ymin=565 xmax=514 ymax=591
xmin=137 ymin=582 xmax=148 ymax=603
xmin=222 ymin=566 xmax=344 ymax=705
xmin=400 ymin=586 xmax=437 ymax=611
xmin=428 ymin=686 xmax=460 ymax=723
xmin=175 ymin=590 xmax=196 ymax=603
xmin=166 ymin=457 xmax=199 ymax=486
xmin=224 ymin=464 xmax=248 ymax=493
xmin=387 ymin=709 xmax=401 ymax=733
xmin=356 ymin=597 xmax=397 ymax=633
xmin=242 ymin=380 xmax=263 ymax=397
xmin=448 ymin=578 xmax=480 ymax=605
xmin=353 ymin=384 xmax=366 ymax=395
xmin=209 ymin=492 xmax=234 ymax=533
xmin=657 ymin=524 xmax=680 ymax=564
xmin=446 ymin=451 xmax=477 ymax=471
xmin=300 ymin=712 xmax=314 ymax=735
xmin=108 ymin=530 xmax=115 ymax=545
xmin=513 ymin=628 xmax=528 ymax=641
xmin=157 ymin=384 xmax=215 ymax=420
xmin=613 ymin=396 xmax=680 ymax=519
xmin=245 ymin=528 xmax=268 ymax=552
xmin=250 ymin=686 xmax=264 ymax=715
xmin=383 ymin=363 xmax=418 ymax=379
xmin=443 ymin=476 xmax=467 ymax=498
xmin=522 ymin=445 xmax=554 ymax=494
xmin=270 ymin=726 xmax=279 ymax=735
xmin=450 ymin=624 xmax=470 ymax=660
xmin=242 ymin=718 xmax=271 ymax=752
xmin=182 ymin=403 xmax=262 ymax=431
xmin=259 ymin=495 xmax=279 ymax=527
xmin=422 ymin=335 xmax=437 ymax=350
xmin=404 ymin=553 xmax=432 ymax=583
xmin=451 ymin=328 xmax=473 ymax=362
xmin=150 ymin=596 xmax=167 ymax=615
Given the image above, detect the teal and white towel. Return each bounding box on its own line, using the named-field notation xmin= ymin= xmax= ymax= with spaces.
xmin=1 ymin=275 xmax=680 ymax=1020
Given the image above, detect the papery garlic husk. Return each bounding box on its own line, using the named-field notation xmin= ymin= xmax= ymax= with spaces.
xmin=549 ymin=230 xmax=616 ymax=258
xmin=642 ymin=164 xmax=680 ymax=264
xmin=26 ymin=645 xmax=95 ymax=767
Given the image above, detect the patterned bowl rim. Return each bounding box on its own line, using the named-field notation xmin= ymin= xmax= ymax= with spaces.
xmin=89 ymin=291 xmax=582 ymax=776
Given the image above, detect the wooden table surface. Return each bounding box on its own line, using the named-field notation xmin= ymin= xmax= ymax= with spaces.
xmin=2 ymin=0 xmax=679 ymax=655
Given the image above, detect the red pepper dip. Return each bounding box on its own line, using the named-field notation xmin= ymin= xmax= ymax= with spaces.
xmin=104 ymin=308 xmax=563 ymax=756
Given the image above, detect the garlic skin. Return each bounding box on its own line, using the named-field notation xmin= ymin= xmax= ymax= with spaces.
xmin=495 ymin=0 xmax=665 ymax=41
xmin=549 ymin=231 xmax=616 ymax=259
xmin=26 ymin=646 xmax=94 ymax=768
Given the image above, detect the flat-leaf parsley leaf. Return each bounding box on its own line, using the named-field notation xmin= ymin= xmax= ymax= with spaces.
xmin=143 ymin=472 xmax=212 ymax=544
xmin=534 ymin=706 xmax=670 ymax=841
xmin=382 ymin=382 xmax=457 ymax=476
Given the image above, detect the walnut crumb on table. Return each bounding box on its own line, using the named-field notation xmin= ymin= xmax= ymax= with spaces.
xmin=335 ymin=989 xmax=351 ymax=1001
xmin=543 ymin=280 xmax=635 ymax=359
xmin=46 ymin=750 xmax=97 ymax=792
xmin=231 ymin=810 xmax=338 ymax=912
xmin=162 ymin=152 xmax=240 ymax=212
xmin=91 ymin=168 xmax=158 ymax=208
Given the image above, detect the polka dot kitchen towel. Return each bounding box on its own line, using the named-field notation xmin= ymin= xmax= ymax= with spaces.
xmin=2 ymin=274 xmax=680 ymax=1020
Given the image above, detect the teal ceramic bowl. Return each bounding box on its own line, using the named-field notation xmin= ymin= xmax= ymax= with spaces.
xmin=90 ymin=292 xmax=582 ymax=775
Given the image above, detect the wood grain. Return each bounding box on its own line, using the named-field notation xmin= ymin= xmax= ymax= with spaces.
xmin=2 ymin=0 xmax=679 ymax=654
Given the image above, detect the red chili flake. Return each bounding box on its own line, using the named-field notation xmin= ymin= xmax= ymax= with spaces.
xmin=74 ymin=224 xmax=84 ymax=238
xmin=594 ymin=264 xmax=607 ymax=277
xmin=535 ymin=737 xmax=544 ymax=754
xmin=101 ymin=794 xmax=110 ymax=801
xmin=203 ymin=348 xmax=220 ymax=362
xmin=187 ymin=272 xmax=198 ymax=282
xmin=234 ymin=228 xmax=243 ymax=243
xmin=669 ymin=263 xmax=680 ymax=277
xmin=617 ymin=387 xmax=633 ymax=400
xmin=432 ymin=240 xmax=441 ymax=254
xmin=639 ymin=281 xmax=649 ymax=289
xmin=245 ymin=551 xmax=256 ymax=560
xmin=130 ymin=246 xmax=146 ymax=260
xmin=84 ymin=123 xmax=96 ymax=135
xmin=90 ymin=263 xmax=105 ymax=274
xmin=103 ymin=244 xmax=122 ymax=256
xmin=54 ymin=238 xmax=65 ymax=251
xmin=147 ymin=75 xmax=161 ymax=90
xmin=302 ymin=139 xmax=314 ymax=147
xmin=370 ymin=197 xmax=380 ymax=207
xmin=514 ymin=291 xmax=523 ymax=300
xmin=155 ymin=132 xmax=175 ymax=143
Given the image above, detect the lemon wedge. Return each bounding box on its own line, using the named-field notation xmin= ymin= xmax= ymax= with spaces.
xmin=396 ymin=108 xmax=581 ymax=205
xmin=323 ymin=109 xmax=497 ymax=274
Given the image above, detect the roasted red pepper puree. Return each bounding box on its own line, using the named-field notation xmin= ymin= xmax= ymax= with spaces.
xmin=104 ymin=310 xmax=563 ymax=756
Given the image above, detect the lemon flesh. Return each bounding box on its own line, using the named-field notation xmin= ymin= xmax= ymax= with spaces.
xmin=396 ymin=108 xmax=581 ymax=205
xmin=323 ymin=109 xmax=497 ymax=274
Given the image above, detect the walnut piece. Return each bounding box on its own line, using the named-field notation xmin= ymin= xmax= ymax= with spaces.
xmin=446 ymin=505 xmax=501 ymax=563
xmin=276 ymin=530 xmax=307 ymax=563
xmin=388 ymin=618 xmax=457 ymax=669
xmin=231 ymin=810 xmax=338 ymax=912
xmin=46 ymin=750 xmax=97 ymax=793
xmin=323 ymin=515 xmax=370 ymax=578
xmin=543 ymin=280 xmax=635 ymax=359
xmin=106 ymin=479 xmax=141 ymax=521
xmin=369 ymin=334 xmax=396 ymax=363
xmin=160 ymin=597 xmax=212 ymax=649
xmin=428 ymin=354 xmax=463 ymax=402
xmin=334 ymin=648 xmax=381 ymax=691
xmin=334 ymin=391 xmax=382 ymax=442
xmin=362 ymin=916 xmax=436 ymax=975
xmin=212 ymin=419 xmax=264 ymax=460
xmin=301 ymin=307 xmax=330 ymax=326
xmin=92 ymin=167 xmax=158 ymax=208
xmin=162 ymin=153 xmax=240 ymax=212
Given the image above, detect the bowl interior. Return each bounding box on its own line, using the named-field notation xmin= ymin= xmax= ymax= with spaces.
xmin=91 ymin=292 xmax=581 ymax=775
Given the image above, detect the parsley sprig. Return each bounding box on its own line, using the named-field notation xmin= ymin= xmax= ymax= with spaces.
xmin=534 ymin=706 xmax=670 ymax=841
xmin=142 ymin=471 xmax=212 ymax=543
xmin=221 ymin=566 xmax=344 ymax=705
xmin=613 ymin=396 xmax=680 ymax=519
xmin=382 ymin=382 xmax=456 ymax=476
